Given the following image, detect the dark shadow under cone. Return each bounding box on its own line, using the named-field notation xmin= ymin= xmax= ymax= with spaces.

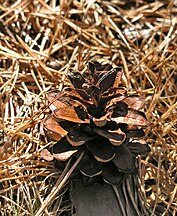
xmin=71 ymin=174 xmax=149 ymax=216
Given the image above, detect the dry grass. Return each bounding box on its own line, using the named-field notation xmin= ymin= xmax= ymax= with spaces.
xmin=0 ymin=0 xmax=177 ymax=215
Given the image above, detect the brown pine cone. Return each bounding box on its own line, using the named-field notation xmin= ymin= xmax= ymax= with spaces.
xmin=41 ymin=62 xmax=150 ymax=186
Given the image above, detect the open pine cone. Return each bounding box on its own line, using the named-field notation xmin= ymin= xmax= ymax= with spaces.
xmin=41 ymin=62 xmax=150 ymax=186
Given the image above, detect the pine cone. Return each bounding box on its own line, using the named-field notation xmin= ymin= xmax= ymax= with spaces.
xmin=41 ymin=62 xmax=150 ymax=186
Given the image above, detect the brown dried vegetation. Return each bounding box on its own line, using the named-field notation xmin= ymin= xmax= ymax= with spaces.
xmin=0 ymin=0 xmax=177 ymax=215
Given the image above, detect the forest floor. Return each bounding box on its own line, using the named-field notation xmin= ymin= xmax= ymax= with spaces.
xmin=0 ymin=0 xmax=177 ymax=215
